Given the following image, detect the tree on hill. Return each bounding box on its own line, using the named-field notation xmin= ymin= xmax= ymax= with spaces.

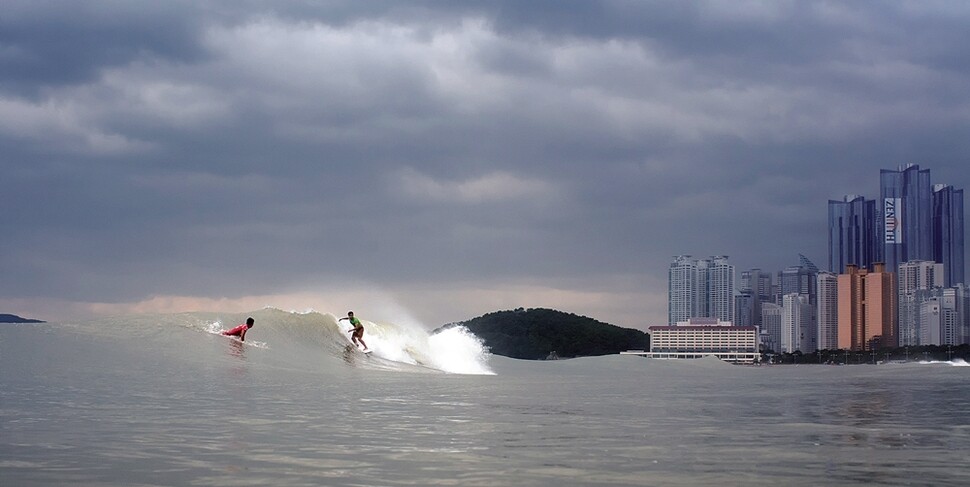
xmin=439 ymin=308 xmax=649 ymax=360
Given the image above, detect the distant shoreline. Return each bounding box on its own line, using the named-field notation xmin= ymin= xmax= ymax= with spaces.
xmin=0 ymin=314 xmax=46 ymax=324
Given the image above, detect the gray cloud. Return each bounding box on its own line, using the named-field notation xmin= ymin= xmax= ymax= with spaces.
xmin=2 ymin=1 xmax=969 ymax=328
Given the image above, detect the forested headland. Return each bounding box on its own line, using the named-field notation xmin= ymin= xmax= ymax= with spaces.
xmin=438 ymin=308 xmax=649 ymax=360
xmin=0 ymin=314 xmax=45 ymax=323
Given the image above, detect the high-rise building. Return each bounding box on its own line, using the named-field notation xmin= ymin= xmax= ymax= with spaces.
xmin=737 ymin=269 xmax=772 ymax=328
xmin=828 ymin=195 xmax=880 ymax=273
xmin=920 ymin=297 xmax=943 ymax=346
xmin=707 ymin=256 xmax=735 ymax=324
xmin=782 ymin=293 xmax=816 ymax=353
xmin=837 ymin=263 xmax=897 ymax=350
xmin=921 ymin=284 xmax=970 ymax=346
xmin=880 ymin=164 xmax=934 ymax=275
xmin=879 ymin=164 xmax=965 ymax=284
xmin=933 ymin=184 xmax=965 ymax=286
xmin=751 ymin=269 xmax=773 ymax=302
xmin=761 ymin=302 xmax=783 ymax=353
xmin=940 ymin=285 xmax=968 ymax=345
xmin=774 ymin=255 xmax=820 ymax=351
xmin=897 ymin=260 xmax=944 ymax=346
xmin=734 ymin=291 xmax=757 ymax=327
xmin=668 ymin=255 xmax=735 ymax=325
xmin=816 ymin=272 xmax=839 ymax=350
xmin=668 ymin=256 xmax=700 ymax=325
xmin=953 ymin=284 xmax=970 ymax=345
xmin=779 ymin=264 xmax=817 ymax=304
xmin=898 ymin=260 xmax=945 ymax=292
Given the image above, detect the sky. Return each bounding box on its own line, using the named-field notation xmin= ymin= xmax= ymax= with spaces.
xmin=2 ymin=0 xmax=969 ymax=330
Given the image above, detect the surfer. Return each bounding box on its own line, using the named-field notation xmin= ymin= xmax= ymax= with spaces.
xmin=339 ymin=311 xmax=368 ymax=351
xmin=222 ymin=317 xmax=255 ymax=341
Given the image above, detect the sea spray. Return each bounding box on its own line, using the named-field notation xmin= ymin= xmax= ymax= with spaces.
xmin=427 ymin=325 xmax=495 ymax=375
xmin=918 ymin=358 xmax=969 ymax=367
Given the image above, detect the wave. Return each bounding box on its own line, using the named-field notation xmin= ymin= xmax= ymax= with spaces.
xmin=918 ymin=358 xmax=969 ymax=367
xmin=182 ymin=308 xmax=495 ymax=375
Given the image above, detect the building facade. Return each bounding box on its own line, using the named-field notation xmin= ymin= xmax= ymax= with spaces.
xmin=920 ymin=285 xmax=970 ymax=346
xmin=879 ymin=165 xmax=965 ymax=284
xmin=761 ymin=302 xmax=783 ymax=353
xmin=736 ymin=268 xmax=773 ymax=328
xmin=735 ymin=291 xmax=757 ymax=327
xmin=668 ymin=256 xmax=700 ymax=325
xmin=635 ymin=319 xmax=759 ymax=364
xmin=880 ymin=164 xmax=934 ymax=276
xmin=816 ymin=272 xmax=839 ymax=350
xmin=782 ymin=293 xmax=816 ymax=353
xmin=828 ymin=195 xmax=880 ymax=274
xmin=837 ymin=263 xmax=898 ymax=350
xmin=933 ymin=184 xmax=965 ymax=287
xmin=668 ymin=255 xmax=735 ymax=325
xmin=897 ymin=260 xmax=944 ymax=346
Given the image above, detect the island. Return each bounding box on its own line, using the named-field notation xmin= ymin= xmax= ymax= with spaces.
xmin=436 ymin=308 xmax=649 ymax=360
xmin=0 ymin=314 xmax=45 ymax=323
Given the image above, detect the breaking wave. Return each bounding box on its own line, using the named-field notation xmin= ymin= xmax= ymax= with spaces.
xmin=176 ymin=308 xmax=494 ymax=375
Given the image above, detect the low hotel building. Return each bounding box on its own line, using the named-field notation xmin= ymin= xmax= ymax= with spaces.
xmin=621 ymin=318 xmax=760 ymax=364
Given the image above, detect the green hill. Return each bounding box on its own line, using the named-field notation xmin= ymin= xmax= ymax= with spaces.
xmin=438 ymin=308 xmax=649 ymax=360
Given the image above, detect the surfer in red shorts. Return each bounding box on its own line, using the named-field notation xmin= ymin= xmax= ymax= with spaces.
xmin=222 ymin=317 xmax=255 ymax=341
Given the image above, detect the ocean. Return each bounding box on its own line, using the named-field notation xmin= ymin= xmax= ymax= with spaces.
xmin=1 ymin=308 xmax=968 ymax=486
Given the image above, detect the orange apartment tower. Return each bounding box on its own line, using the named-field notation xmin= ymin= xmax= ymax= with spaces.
xmin=837 ymin=263 xmax=898 ymax=350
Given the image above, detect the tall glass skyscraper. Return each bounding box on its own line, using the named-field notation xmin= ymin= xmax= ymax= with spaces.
xmin=880 ymin=164 xmax=934 ymax=275
xmin=877 ymin=164 xmax=964 ymax=288
xmin=828 ymin=195 xmax=880 ymax=273
xmin=933 ymin=184 xmax=965 ymax=286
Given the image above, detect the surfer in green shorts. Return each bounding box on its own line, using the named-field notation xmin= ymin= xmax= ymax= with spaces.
xmin=339 ymin=311 xmax=368 ymax=351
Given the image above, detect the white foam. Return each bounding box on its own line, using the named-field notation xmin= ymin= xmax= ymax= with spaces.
xmin=203 ymin=321 xmax=223 ymax=334
xmin=918 ymin=358 xmax=969 ymax=367
xmin=201 ymin=320 xmax=269 ymax=348
xmin=427 ymin=326 xmax=495 ymax=375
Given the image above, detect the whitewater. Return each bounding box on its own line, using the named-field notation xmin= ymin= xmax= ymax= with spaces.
xmin=185 ymin=308 xmax=495 ymax=375
xmin=2 ymin=309 xmax=970 ymax=486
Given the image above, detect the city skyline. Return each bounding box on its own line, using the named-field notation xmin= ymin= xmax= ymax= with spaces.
xmin=670 ymin=162 xmax=965 ymax=349
xmin=3 ymin=2 xmax=970 ymax=331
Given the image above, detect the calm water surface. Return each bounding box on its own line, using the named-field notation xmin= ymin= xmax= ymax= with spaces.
xmin=2 ymin=314 xmax=969 ymax=486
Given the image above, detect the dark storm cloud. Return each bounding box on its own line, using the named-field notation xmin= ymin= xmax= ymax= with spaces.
xmin=2 ymin=1 xmax=969 ymax=326
xmin=0 ymin=1 xmax=210 ymax=98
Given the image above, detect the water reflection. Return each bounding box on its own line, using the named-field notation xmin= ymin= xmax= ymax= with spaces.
xmin=833 ymin=388 xmax=893 ymax=426
xmin=342 ymin=344 xmax=357 ymax=366
xmin=227 ymin=339 xmax=246 ymax=359
xmin=226 ymin=339 xmax=248 ymax=379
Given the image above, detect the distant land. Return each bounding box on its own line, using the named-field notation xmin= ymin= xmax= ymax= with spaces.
xmin=437 ymin=308 xmax=650 ymax=360
xmin=0 ymin=314 xmax=45 ymax=323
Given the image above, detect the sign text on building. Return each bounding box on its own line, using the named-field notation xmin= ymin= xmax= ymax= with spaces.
xmin=884 ymin=198 xmax=902 ymax=244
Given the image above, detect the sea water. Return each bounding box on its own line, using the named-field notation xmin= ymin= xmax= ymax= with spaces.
xmin=1 ymin=309 xmax=969 ymax=486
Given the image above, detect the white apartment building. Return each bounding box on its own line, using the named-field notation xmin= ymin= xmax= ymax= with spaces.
xmin=816 ymin=272 xmax=839 ymax=350
xmin=668 ymin=255 xmax=735 ymax=325
xmin=898 ymin=260 xmax=944 ymax=346
xmin=783 ymin=293 xmax=816 ymax=353
xmin=761 ymin=302 xmax=783 ymax=353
